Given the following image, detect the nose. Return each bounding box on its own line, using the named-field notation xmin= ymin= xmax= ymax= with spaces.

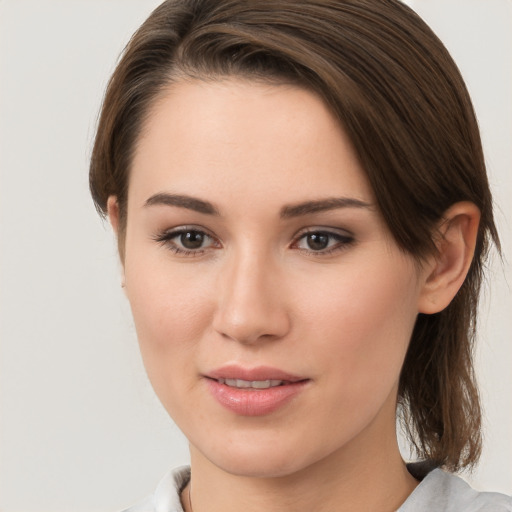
xmin=212 ymin=249 xmax=291 ymax=345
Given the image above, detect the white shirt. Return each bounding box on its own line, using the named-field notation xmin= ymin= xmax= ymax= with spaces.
xmin=123 ymin=465 xmax=512 ymax=512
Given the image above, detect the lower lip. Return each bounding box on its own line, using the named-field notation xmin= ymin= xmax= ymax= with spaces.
xmin=205 ymin=379 xmax=308 ymax=416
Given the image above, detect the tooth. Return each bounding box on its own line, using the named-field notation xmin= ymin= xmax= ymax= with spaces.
xmin=251 ymin=380 xmax=271 ymax=389
xmin=220 ymin=378 xmax=286 ymax=389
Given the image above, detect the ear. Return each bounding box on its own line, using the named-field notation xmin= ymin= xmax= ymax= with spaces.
xmin=107 ymin=196 xmax=126 ymax=285
xmin=107 ymin=195 xmax=120 ymax=236
xmin=418 ymin=201 xmax=480 ymax=314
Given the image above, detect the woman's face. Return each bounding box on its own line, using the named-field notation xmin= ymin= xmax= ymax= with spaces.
xmin=118 ymin=79 xmax=429 ymax=477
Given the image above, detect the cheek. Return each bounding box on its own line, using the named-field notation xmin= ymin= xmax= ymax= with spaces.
xmin=124 ymin=250 xmax=215 ymax=387
xmin=297 ymin=257 xmax=419 ymax=394
xmin=125 ymin=273 xmax=215 ymax=423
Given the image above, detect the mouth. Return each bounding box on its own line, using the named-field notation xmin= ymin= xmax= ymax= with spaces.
xmin=204 ymin=365 xmax=310 ymax=416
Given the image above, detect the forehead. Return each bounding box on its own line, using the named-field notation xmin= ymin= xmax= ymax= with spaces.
xmin=129 ymin=78 xmax=374 ymax=208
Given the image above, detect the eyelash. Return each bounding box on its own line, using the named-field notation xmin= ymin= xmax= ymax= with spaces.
xmin=153 ymin=226 xmax=219 ymax=256
xmin=153 ymin=226 xmax=355 ymax=257
xmin=292 ymin=229 xmax=355 ymax=255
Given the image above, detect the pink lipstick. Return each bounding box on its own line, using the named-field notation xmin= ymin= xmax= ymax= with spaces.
xmin=204 ymin=365 xmax=309 ymax=416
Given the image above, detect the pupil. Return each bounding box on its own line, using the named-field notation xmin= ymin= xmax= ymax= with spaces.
xmin=181 ymin=231 xmax=204 ymax=249
xmin=307 ymin=233 xmax=329 ymax=250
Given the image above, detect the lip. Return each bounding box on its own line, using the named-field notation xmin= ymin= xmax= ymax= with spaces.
xmin=206 ymin=365 xmax=306 ymax=383
xmin=204 ymin=365 xmax=309 ymax=416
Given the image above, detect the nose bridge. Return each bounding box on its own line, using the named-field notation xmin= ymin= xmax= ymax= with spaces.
xmin=213 ymin=243 xmax=289 ymax=344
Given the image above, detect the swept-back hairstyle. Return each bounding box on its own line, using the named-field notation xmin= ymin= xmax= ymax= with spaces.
xmin=89 ymin=0 xmax=499 ymax=471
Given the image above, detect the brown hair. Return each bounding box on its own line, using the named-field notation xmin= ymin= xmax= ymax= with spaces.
xmin=89 ymin=0 xmax=499 ymax=471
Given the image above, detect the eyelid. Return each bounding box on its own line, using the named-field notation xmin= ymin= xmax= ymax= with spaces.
xmin=291 ymin=226 xmax=354 ymax=241
xmin=155 ymin=224 xmax=218 ymax=239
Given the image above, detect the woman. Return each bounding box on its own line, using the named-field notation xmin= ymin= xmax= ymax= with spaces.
xmin=89 ymin=0 xmax=511 ymax=510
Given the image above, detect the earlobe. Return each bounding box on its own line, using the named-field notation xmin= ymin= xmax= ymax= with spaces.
xmin=418 ymin=202 xmax=480 ymax=314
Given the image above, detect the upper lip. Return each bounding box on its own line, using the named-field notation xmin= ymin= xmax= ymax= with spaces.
xmin=205 ymin=365 xmax=307 ymax=383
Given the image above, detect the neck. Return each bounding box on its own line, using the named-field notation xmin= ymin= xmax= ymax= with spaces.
xmin=184 ymin=422 xmax=417 ymax=512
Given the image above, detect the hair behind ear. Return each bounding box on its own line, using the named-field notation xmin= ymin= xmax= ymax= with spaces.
xmin=399 ymin=202 xmax=483 ymax=471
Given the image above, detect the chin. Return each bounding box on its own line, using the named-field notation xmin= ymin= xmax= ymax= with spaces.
xmin=211 ymin=453 xmax=306 ymax=479
xmin=193 ymin=430 xmax=332 ymax=480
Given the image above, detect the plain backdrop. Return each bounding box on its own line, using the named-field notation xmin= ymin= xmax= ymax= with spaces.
xmin=0 ymin=1 xmax=510 ymax=511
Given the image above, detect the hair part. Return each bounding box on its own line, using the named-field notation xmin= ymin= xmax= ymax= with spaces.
xmin=89 ymin=0 xmax=500 ymax=470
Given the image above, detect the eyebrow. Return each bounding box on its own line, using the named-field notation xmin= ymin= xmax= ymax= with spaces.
xmin=280 ymin=197 xmax=373 ymax=218
xmin=144 ymin=193 xmax=220 ymax=215
xmin=144 ymin=192 xmax=372 ymax=218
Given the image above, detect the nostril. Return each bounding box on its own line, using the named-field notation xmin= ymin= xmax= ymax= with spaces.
xmin=213 ymin=310 xmax=291 ymax=345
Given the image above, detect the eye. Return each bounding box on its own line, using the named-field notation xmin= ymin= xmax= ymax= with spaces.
xmin=293 ymin=229 xmax=354 ymax=254
xmin=153 ymin=226 xmax=220 ymax=255
xmin=177 ymin=230 xmax=208 ymax=250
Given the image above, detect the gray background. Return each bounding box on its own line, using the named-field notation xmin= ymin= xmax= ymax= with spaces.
xmin=0 ymin=1 xmax=510 ymax=510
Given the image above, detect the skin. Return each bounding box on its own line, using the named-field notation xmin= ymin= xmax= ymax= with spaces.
xmin=108 ymin=78 xmax=480 ymax=512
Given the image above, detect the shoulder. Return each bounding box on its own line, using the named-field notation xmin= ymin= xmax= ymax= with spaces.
xmin=121 ymin=466 xmax=190 ymax=512
xmin=400 ymin=467 xmax=512 ymax=512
